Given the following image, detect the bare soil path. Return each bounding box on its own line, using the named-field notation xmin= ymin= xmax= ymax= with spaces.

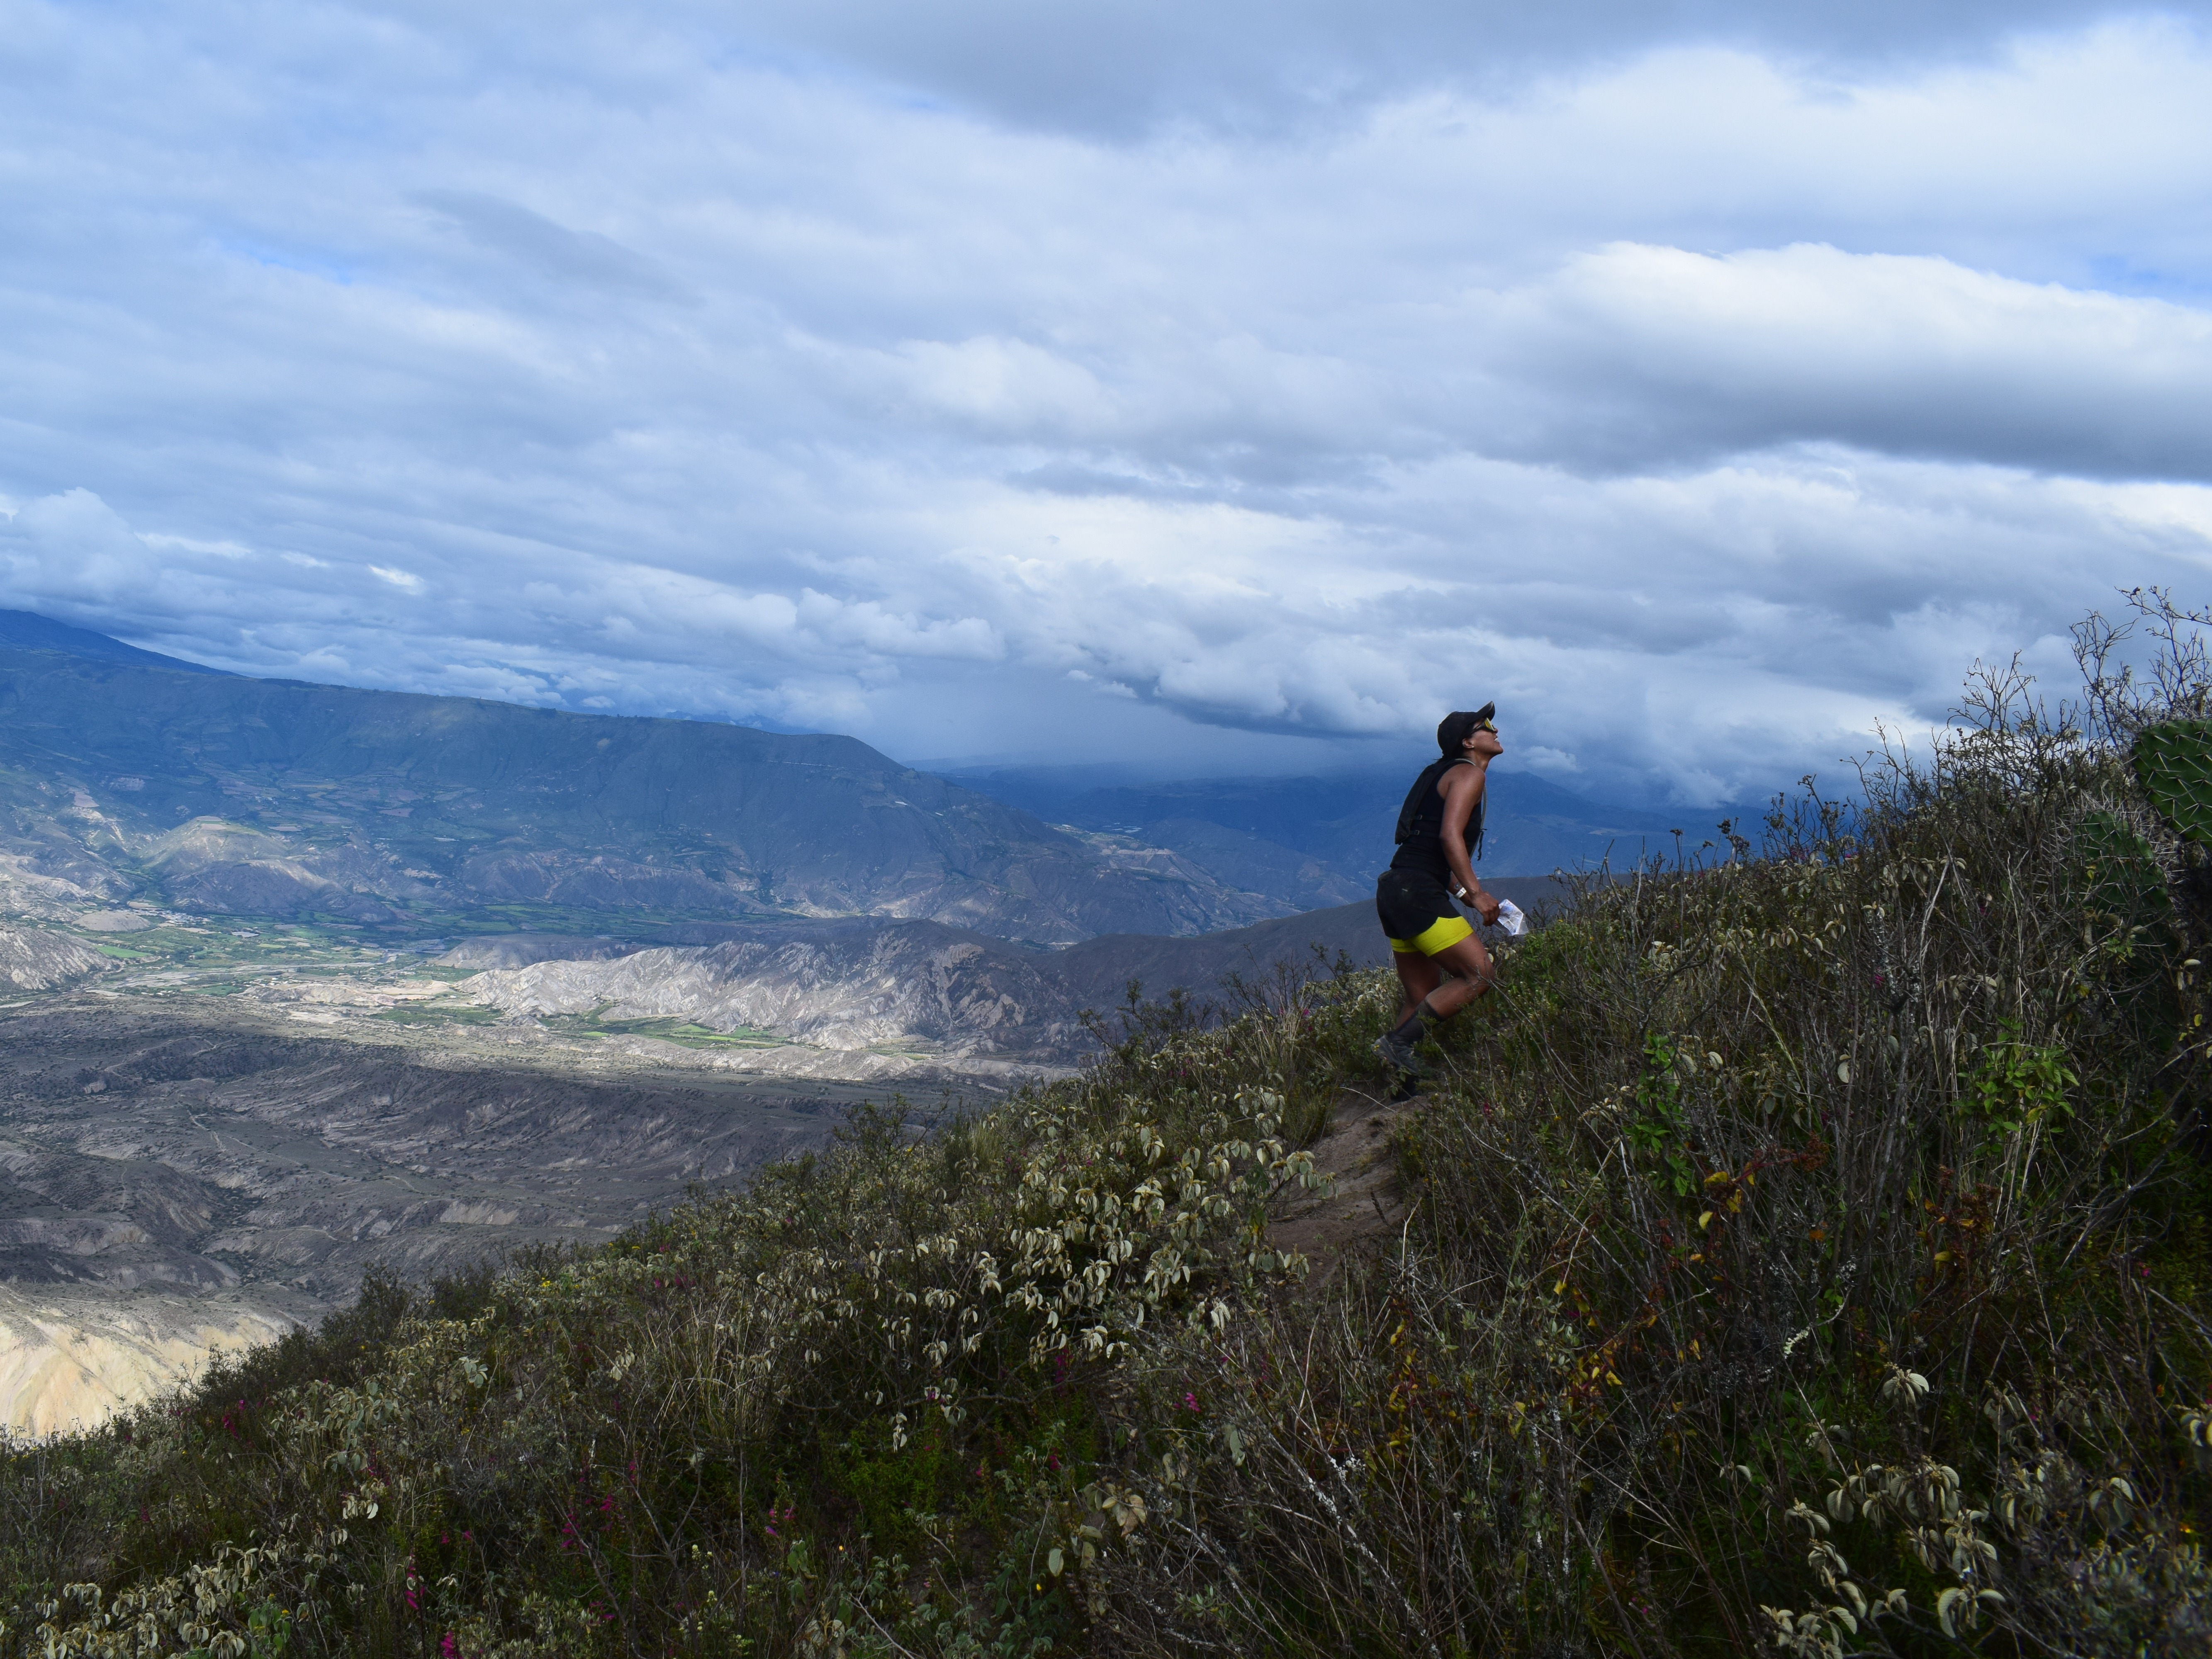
xmin=1269 ymin=1084 xmax=1429 ymax=1285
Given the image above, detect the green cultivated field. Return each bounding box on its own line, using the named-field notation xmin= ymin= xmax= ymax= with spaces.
xmin=582 ymin=1017 xmax=783 ymax=1049
xmin=371 ymin=1002 xmax=505 ymax=1028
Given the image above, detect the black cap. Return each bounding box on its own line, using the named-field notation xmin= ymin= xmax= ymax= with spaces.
xmin=1436 ymin=703 xmax=1495 ymax=754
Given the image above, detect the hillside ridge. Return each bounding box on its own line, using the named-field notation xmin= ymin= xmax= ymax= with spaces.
xmin=0 ymin=645 xmax=1285 ymax=944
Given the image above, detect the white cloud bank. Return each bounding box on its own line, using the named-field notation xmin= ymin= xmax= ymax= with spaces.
xmin=2 ymin=3 xmax=2212 ymax=801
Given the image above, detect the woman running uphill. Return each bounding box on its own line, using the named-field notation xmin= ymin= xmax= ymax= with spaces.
xmin=1372 ymin=705 xmax=1504 ymax=1078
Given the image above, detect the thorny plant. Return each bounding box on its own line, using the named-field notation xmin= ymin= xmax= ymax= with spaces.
xmin=7 ymin=599 xmax=2212 ymax=1657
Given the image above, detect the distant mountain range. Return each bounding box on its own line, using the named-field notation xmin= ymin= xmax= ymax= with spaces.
xmin=0 ymin=609 xmax=1720 ymax=945
xmin=945 ymin=760 xmax=1728 ymax=886
xmin=0 ymin=609 xmax=231 ymax=676
xmin=0 ymin=623 xmax=1273 ymax=944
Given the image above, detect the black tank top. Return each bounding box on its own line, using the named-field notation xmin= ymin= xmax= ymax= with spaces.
xmin=1389 ymin=757 xmax=1483 ymax=885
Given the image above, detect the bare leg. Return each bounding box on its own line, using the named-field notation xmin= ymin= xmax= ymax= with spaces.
xmin=1391 ymin=949 xmax=1442 ymax=1023
xmin=1378 ymin=932 xmax=1499 ymax=1081
xmin=1416 ymin=933 xmax=1496 ymax=1019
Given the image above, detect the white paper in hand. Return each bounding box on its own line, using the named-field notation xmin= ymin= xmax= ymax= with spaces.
xmin=1492 ymin=899 xmax=1528 ymax=938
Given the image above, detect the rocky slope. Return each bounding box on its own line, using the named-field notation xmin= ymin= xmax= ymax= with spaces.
xmin=0 ymin=922 xmax=112 ymax=990
xmin=456 ymin=921 xmax=1093 ymax=1058
xmin=0 ymin=1285 xmax=297 ymax=1438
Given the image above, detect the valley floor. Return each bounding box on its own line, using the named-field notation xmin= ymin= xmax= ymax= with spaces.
xmin=0 ymin=976 xmax=921 ymax=1435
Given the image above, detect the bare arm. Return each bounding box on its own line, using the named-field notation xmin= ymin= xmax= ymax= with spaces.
xmin=1438 ymin=766 xmax=1501 ymax=924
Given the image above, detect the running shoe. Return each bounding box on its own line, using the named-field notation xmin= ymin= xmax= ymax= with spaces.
xmin=1372 ymin=1030 xmax=1431 ymax=1077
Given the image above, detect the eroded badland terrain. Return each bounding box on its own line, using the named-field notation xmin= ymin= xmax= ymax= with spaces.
xmin=0 ymin=934 xmax=892 ymax=1435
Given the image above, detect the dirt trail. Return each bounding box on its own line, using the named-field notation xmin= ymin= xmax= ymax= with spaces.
xmin=1268 ymin=1085 xmax=1428 ymax=1284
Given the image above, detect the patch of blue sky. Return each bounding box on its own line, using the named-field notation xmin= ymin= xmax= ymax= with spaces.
xmin=216 ymin=240 xmax=358 ymax=287
xmin=2083 ymin=255 xmax=2212 ymax=303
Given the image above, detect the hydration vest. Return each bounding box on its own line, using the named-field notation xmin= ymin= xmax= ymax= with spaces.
xmin=1390 ymin=755 xmax=1484 ymax=881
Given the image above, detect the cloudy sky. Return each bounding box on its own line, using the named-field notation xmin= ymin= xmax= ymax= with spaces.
xmin=3 ymin=0 xmax=2210 ymax=804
